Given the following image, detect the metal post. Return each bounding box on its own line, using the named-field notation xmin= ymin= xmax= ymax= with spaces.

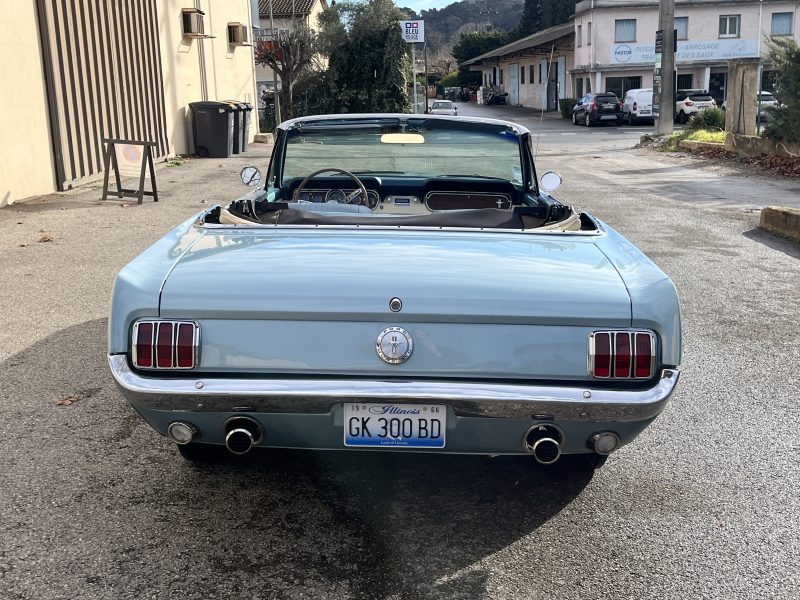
xmin=423 ymin=43 xmax=429 ymax=113
xmin=655 ymin=0 xmax=675 ymax=134
xmin=412 ymin=42 xmax=418 ymax=114
xmin=268 ymin=0 xmax=281 ymax=127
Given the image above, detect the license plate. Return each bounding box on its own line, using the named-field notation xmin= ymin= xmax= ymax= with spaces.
xmin=601 ymin=115 xmax=618 ymax=120
xmin=343 ymin=403 xmax=446 ymax=448
xmin=602 ymin=103 xmax=615 ymax=109
xmin=639 ymin=111 xmax=651 ymax=115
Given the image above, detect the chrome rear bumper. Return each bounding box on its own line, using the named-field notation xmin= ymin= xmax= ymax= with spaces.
xmin=108 ymin=354 xmax=679 ymax=422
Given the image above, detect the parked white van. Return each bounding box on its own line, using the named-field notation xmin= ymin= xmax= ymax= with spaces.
xmin=622 ymin=88 xmax=654 ymax=125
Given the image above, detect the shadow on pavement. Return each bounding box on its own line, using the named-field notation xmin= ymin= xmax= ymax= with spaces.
xmin=742 ymin=227 xmax=800 ymax=259
xmin=0 ymin=319 xmax=596 ymax=600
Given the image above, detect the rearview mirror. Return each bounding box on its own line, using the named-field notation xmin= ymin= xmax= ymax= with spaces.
xmin=240 ymin=166 xmax=262 ymax=187
xmin=539 ymin=171 xmax=562 ymax=193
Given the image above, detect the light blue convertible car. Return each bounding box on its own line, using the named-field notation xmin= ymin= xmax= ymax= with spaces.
xmin=108 ymin=114 xmax=681 ymax=469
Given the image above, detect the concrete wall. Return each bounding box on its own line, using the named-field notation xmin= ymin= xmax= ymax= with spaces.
xmin=159 ymin=0 xmax=259 ymax=156
xmin=0 ymin=1 xmax=57 ymax=205
xmin=481 ymin=52 xmax=574 ymax=110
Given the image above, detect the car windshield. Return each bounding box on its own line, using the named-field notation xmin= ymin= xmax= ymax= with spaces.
xmin=282 ymin=119 xmax=523 ymax=181
xmin=432 ymin=102 xmax=452 ymax=109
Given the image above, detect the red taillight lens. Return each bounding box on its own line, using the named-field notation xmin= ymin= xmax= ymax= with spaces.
xmin=592 ymin=332 xmax=611 ymax=378
xmin=133 ymin=321 xmax=199 ymax=369
xmin=156 ymin=322 xmax=174 ymax=368
xmin=590 ymin=102 xmax=597 ymax=111
xmin=590 ymin=331 xmax=655 ymax=380
xmin=176 ymin=323 xmax=196 ymax=368
xmin=614 ymin=332 xmax=631 ymax=378
xmin=635 ymin=332 xmax=654 ymax=378
xmin=134 ymin=322 xmax=154 ymax=368
xmin=684 ymin=100 xmax=694 ymax=106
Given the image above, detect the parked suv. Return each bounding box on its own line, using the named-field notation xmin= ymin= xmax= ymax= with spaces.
xmin=675 ymin=90 xmax=716 ymax=123
xmin=572 ymin=92 xmax=623 ymax=126
xmin=622 ymin=88 xmax=654 ymax=124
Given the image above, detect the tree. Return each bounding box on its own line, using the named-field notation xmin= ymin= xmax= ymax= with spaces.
xmin=451 ymin=31 xmax=508 ymax=85
xmin=510 ymin=0 xmax=576 ymax=41
xmin=763 ymin=37 xmax=800 ymax=144
xmin=254 ymin=27 xmax=317 ymax=120
xmin=295 ymin=0 xmax=410 ymax=116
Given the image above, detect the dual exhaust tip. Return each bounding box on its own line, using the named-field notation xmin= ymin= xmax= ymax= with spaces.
xmin=167 ymin=417 xmax=263 ymax=455
xmin=524 ymin=425 xmax=621 ymax=464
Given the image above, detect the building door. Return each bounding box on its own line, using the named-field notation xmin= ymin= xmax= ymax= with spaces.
xmin=509 ymin=64 xmax=519 ymax=105
xmin=35 ymin=0 xmax=169 ymax=190
xmin=676 ymin=74 xmax=693 ymax=91
xmin=709 ymin=72 xmax=727 ymax=105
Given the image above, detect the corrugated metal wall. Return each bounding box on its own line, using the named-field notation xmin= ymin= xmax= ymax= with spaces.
xmin=36 ymin=0 xmax=169 ymax=190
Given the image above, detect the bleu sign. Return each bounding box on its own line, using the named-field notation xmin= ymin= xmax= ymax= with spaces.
xmin=610 ymin=38 xmax=757 ymax=64
xmin=401 ymin=20 xmax=424 ymax=43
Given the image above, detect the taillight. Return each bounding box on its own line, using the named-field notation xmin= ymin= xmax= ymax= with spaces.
xmin=589 ymin=331 xmax=655 ymax=380
xmin=589 ymin=102 xmax=597 ymax=111
xmin=132 ymin=320 xmax=199 ymax=369
xmin=684 ymin=100 xmax=695 ymax=106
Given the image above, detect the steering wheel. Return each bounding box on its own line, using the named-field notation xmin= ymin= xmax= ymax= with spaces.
xmin=292 ymin=168 xmax=370 ymax=206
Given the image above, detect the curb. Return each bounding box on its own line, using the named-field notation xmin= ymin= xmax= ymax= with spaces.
xmin=759 ymin=206 xmax=800 ymax=243
xmin=254 ymin=133 xmax=274 ymax=144
xmin=678 ymin=139 xmax=725 ymax=151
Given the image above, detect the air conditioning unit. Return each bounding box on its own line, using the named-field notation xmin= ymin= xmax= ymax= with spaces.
xmin=227 ymin=22 xmax=249 ymax=46
xmin=182 ymin=8 xmax=207 ymax=39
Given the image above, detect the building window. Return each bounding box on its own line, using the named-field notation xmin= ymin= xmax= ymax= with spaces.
xmin=576 ymin=77 xmax=583 ymax=97
xmin=499 ymin=69 xmax=504 ymax=85
xmin=577 ymin=24 xmax=582 ymax=47
xmin=529 ymin=64 xmax=535 ymax=84
xmin=521 ymin=65 xmax=525 ymax=85
xmin=586 ymin=77 xmax=591 ymax=93
xmin=675 ymin=17 xmax=688 ymax=40
xmin=615 ymin=19 xmax=636 ymax=43
xmin=605 ymin=76 xmax=642 ymax=98
xmin=677 ymin=73 xmax=693 ymax=90
xmin=587 ymin=22 xmax=592 ymax=45
xmin=719 ymin=15 xmax=740 ymax=38
xmin=772 ymin=12 xmax=793 ymax=36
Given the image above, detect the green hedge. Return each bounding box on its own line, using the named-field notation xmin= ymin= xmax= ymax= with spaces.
xmin=559 ymin=98 xmax=577 ymax=119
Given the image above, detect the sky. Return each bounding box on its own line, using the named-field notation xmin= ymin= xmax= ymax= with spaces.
xmin=402 ymin=0 xmax=460 ymax=13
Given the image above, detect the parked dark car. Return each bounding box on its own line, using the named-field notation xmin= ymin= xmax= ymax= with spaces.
xmin=572 ymin=93 xmax=623 ymax=127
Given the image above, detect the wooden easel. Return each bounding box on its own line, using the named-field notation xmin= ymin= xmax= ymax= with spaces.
xmin=101 ymin=139 xmax=159 ymax=204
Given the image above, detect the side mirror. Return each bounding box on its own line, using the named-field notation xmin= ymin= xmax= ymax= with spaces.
xmin=240 ymin=166 xmax=262 ymax=187
xmin=539 ymin=171 xmax=562 ymax=193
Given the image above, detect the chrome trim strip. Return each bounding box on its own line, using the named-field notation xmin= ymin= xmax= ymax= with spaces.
xmin=108 ymin=354 xmax=680 ymax=422
xmin=198 ymin=222 xmax=604 ymax=236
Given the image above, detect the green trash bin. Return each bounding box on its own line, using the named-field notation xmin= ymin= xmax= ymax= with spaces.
xmin=189 ymin=101 xmax=234 ymax=158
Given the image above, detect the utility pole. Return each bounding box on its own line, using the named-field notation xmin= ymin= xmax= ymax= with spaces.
xmin=655 ymin=0 xmax=675 ymax=134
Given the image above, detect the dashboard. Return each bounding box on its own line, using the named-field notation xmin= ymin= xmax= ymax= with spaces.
xmin=285 ymin=175 xmax=529 ymax=215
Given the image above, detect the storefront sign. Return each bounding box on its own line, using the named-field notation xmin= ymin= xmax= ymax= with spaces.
xmin=611 ymin=38 xmax=757 ymax=64
xmin=401 ymin=20 xmax=424 ymax=43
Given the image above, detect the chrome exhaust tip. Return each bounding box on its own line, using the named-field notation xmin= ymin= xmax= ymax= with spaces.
xmin=524 ymin=424 xmax=563 ymax=465
xmin=224 ymin=417 xmax=263 ymax=455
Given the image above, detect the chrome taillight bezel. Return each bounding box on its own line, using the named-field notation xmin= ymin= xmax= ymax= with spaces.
xmin=132 ymin=320 xmax=200 ymax=370
xmin=588 ymin=330 xmax=656 ymax=380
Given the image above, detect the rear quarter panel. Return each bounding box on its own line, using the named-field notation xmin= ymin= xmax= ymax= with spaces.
xmin=107 ymin=213 xmax=206 ymax=353
xmin=591 ymin=217 xmax=682 ymax=367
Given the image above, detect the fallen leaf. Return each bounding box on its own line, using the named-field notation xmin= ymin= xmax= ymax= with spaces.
xmin=56 ymin=394 xmax=80 ymax=406
xmin=18 ymin=243 xmax=28 ymax=247
xmin=38 ymin=235 xmax=53 ymax=243
xmin=121 ymin=203 xmax=130 ymax=207
xmin=61 ymin=207 xmax=67 ymax=210
xmin=16 ymin=221 xmax=23 ymax=224
xmin=200 ymin=199 xmax=207 ymax=203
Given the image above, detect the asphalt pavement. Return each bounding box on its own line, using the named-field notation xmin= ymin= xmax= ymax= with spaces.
xmin=1 ymin=113 xmax=798 ymax=600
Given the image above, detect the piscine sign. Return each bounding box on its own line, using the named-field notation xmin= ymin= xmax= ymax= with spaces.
xmin=401 ymin=20 xmax=424 ymax=43
xmin=610 ymin=38 xmax=757 ymax=64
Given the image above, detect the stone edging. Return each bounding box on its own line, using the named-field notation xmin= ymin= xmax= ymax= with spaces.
xmin=759 ymin=206 xmax=800 ymax=243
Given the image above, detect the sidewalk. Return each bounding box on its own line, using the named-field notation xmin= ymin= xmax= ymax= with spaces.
xmin=0 ymin=144 xmax=273 ymax=361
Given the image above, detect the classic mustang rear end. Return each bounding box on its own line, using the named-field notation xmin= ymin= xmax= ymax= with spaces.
xmin=108 ymin=114 xmax=681 ymax=467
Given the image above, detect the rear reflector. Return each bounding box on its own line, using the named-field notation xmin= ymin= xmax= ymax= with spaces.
xmin=133 ymin=320 xmax=199 ymax=369
xmin=589 ymin=330 xmax=655 ymax=380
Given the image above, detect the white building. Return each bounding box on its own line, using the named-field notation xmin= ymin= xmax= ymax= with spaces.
xmin=461 ymin=0 xmax=800 ymax=109
xmin=574 ymin=0 xmax=799 ymax=102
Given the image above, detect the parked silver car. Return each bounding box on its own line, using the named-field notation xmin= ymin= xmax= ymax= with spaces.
xmin=429 ymin=100 xmax=457 ymax=115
